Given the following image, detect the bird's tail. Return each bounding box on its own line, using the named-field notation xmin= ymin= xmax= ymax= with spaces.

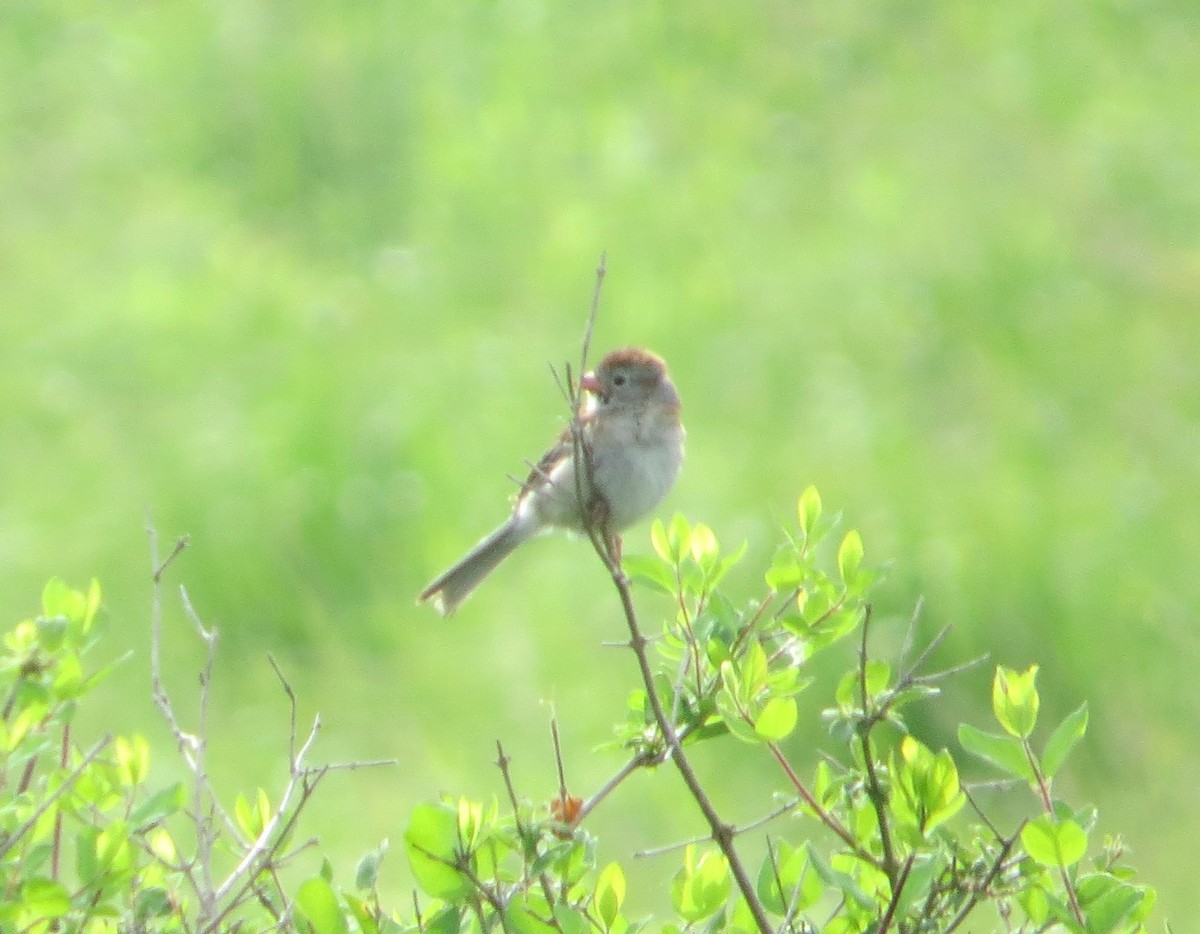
xmin=417 ymin=519 xmax=526 ymax=616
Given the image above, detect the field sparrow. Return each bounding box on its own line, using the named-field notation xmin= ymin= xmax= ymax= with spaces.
xmin=418 ymin=347 xmax=685 ymax=615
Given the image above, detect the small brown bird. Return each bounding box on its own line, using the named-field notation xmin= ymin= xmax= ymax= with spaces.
xmin=418 ymin=347 xmax=685 ymax=615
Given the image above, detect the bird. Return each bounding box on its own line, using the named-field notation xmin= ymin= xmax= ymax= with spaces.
xmin=418 ymin=347 xmax=685 ymax=615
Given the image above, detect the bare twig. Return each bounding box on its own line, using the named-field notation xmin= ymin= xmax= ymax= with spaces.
xmin=574 ymin=749 xmax=656 ymax=826
xmin=895 ymin=595 xmax=924 ymax=673
xmin=564 ymin=256 xmax=773 ymax=934
xmin=0 ymin=735 xmax=111 ymax=860
xmin=213 ymin=712 xmax=322 ymax=904
xmin=579 ymin=251 xmax=606 ymax=379
xmin=549 ymin=717 xmax=569 ymax=802
xmin=634 ymin=796 xmax=801 ymax=858
xmin=877 ymin=853 xmax=915 ymax=934
xmin=148 ymin=520 xmax=222 ymax=921
xmin=494 ymin=740 xmax=533 ymax=852
xmin=148 ymin=525 xmax=394 ymax=931
xmin=943 ymin=829 xmax=1021 ymax=933
xmin=766 ymin=741 xmax=879 ymax=868
xmin=857 ymin=606 xmax=897 ymax=881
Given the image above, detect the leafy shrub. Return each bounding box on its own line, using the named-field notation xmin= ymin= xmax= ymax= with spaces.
xmin=0 ymin=490 xmax=1159 ymax=932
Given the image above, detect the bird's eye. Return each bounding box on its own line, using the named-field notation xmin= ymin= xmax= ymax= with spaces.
xmin=612 ymin=374 xmax=627 ymax=387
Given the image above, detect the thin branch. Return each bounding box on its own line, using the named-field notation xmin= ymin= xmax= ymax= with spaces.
xmin=898 ymin=621 xmax=952 ymax=683
xmin=766 ymin=741 xmax=878 ymax=867
xmin=148 ymin=522 xmax=195 ymax=761
xmin=0 ymin=735 xmax=111 ymax=859
xmin=877 ymin=853 xmax=915 ymax=934
xmin=857 ymin=605 xmax=897 ymax=881
xmin=943 ymin=830 xmax=1021 ymax=933
xmin=267 ymin=653 xmax=303 ymax=768
xmin=963 ymin=786 xmax=1008 ymax=843
xmin=549 ymin=717 xmax=569 ymax=802
xmin=211 ymin=767 xmax=331 ymax=932
xmin=494 ymin=740 xmax=533 ymax=854
xmin=579 ymin=251 xmax=606 ymax=380
xmin=573 ymin=750 xmax=654 ymax=826
xmin=634 ymin=797 xmax=801 ymax=858
xmin=1023 ymin=737 xmax=1084 ymax=924
xmin=148 ymin=520 xmax=222 ymax=921
xmin=180 ymin=583 xmax=219 ymax=910
xmin=563 ymin=256 xmax=771 ymax=933
xmin=211 ymin=714 xmax=322 ymax=905
xmin=622 ymin=582 xmax=772 ymax=933
xmin=895 ymin=595 xmax=924 ymax=673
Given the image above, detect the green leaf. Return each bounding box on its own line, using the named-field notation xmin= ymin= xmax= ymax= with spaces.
xmin=553 ymin=906 xmax=591 ymax=934
xmin=52 ymin=652 xmax=85 ymax=700
xmin=134 ymin=886 xmax=172 ymax=922
xmin=404 ymin=803 xmax=469 ymax=900
xmin=295 ymin=876 xmax=351 ymax=934
xmin=754 ymin=697 xmax=797 ymax=741
xmin=804 ymin=844 xmax=873 ymax=909
xmin=670 ymin=847 xmax=730 ymax=923
xmin=756 ymin=842 xmax=819 ymax=915
xmin=342 ymin=895 xmax=379 ymax=934
xmin=1021 ymin=816 xmax=1088 ymax=868
xmin=1019 ymin=882 xmax=1050 ymax=924
xmin=38 ymin=614 xmax=69 ymax=651
xmin=95 ymin=820 xmax=134 ymax=877
xmin=765 ymin=550 xmax=804 ymax=591
xmin=115 ymin=735 xmax=150 ymax=787
xmin=131 ymin=782 xmax=186 ymax=829
xmin=667 ymin=514 xmax=692 ymax=563
xmin=992 ymin=665 xmax=1040 ymax=738
xmin=42 ymin=578 xmax=77 ymax=621
xmin=863 ymin=660 xmax=890 ymax=698
xmin=594 ymin=862 xmax=626 ymax=929
xmin=689 ymin=523 xmax=718 ymax=566
xmin=739 ymin=642 xmax=769 ymax=701
xmin=147 ymin=828 xmax=178 ymax=863
xmin=1075 ymin=873 xmax=1150 ymax=933
xmin=355 ymin=839 xmax=389 ymax=891
xmin=622 ymin=555 xmax=675 ymax=595
xmin=235 ymin=789 xmax=271 ymax=839
xmin=650 ymin=519 xmax=671 ymax=562
xmin=716 ymin=685 xmax=758 ymax=744
xmin=507 ymin=893 xmax=559 ymax=934
xmin=958 ymin=724 xmax=1037 ymax=783
xmin=836 ymin=530 xmax=863 ymax=585
xmin=709 ymin=539 xmax=749 ymax=589
xmin=1041 ymin=702 xmax=1088 ymax=779
xmin=76 ymin=827 xmax=99 ymax=886
xmin=83 ymin=579 xmax=102 ymax=633
xmin=889 ymin=736 xmax=966 ymax=836
xmin=21 ymin=879 xmax=71 ymax=919
xmin=797 ymin=486 xmax=822 ymax=537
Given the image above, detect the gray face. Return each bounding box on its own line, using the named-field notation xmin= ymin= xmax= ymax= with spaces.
xmin=594 ymin=359 xmax=680 ymax=414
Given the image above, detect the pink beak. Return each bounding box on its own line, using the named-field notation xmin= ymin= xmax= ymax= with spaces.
xmin=580 ymin=372 xmax=602 ymax=395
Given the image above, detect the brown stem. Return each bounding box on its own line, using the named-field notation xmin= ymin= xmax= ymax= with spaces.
xmin=857 ymin=607 xmax=898 ymax=881
xmin=877 ymin=853 xmax=915 ymax=933
xmin=1023 ymin=739 xmax=1084 ymax=924
xmin=603 ymin=560 xmax=773 ymax=934
xmin=766 ymin=741 xmax=882 ymax=870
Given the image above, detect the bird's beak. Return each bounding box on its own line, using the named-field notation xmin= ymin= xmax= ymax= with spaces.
xmin=580 ymin=372 xmax=603 ymax=397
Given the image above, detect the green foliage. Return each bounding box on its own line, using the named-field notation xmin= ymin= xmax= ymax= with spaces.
xmin=0 ymin=578 xmax=192 ymax=930
xmin=398 ymin=489 xmax=1158 ymax=932
xmin=0 ymin=576 xmax=406 ymax=933
xmin=3 ymin=0 xmax=1198 ymax=917
xmin=0 ymin=493 xmax=1162 ymax=930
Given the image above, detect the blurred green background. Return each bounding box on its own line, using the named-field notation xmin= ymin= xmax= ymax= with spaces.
xmin=3 ymin=0 xmax=1198 ymax=924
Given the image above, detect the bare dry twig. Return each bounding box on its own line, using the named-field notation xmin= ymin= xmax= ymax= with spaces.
xmin=147 ymin=521 xmax=397 ymax=931
xmin=564 ymin=255 xmax=774 ymax=934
